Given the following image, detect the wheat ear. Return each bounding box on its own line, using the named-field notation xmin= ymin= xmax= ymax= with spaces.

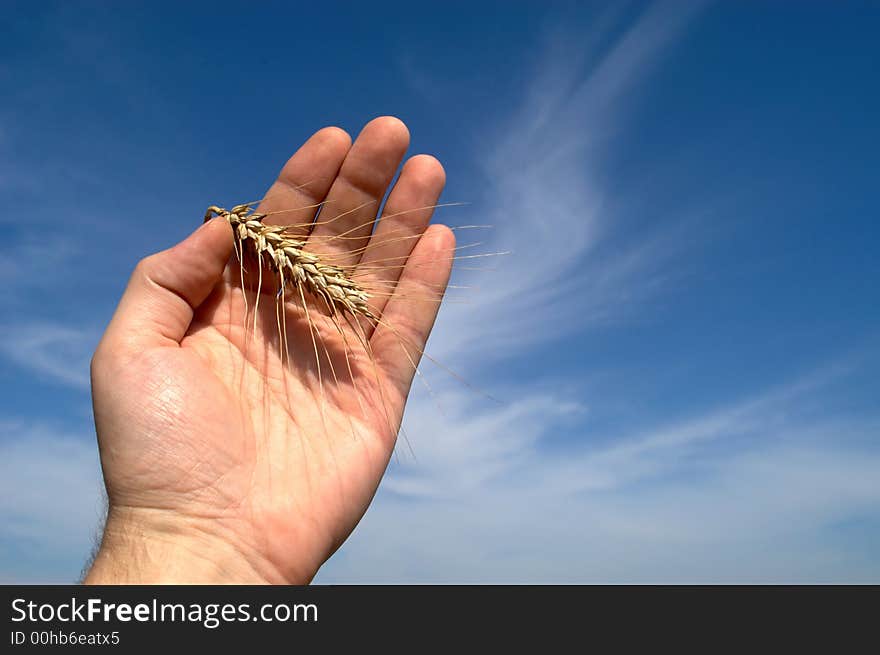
xmin=205 ymin=203 xmax=377 ymax=325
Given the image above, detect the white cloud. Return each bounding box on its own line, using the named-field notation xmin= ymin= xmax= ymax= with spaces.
xmin=0 ymin=323 xmax=97 ymax=389
xmin=4 ymin=2 xmax=877 ymax=585
xmin=0 ymin=421 xmax=104 ymax=583
xmin=3 ymin=361 xmax=877 ymax=584
xmin=317 ymin=367 xmax=880 ymax=583
xmin=315 ymin=3 xmax=880 ymax=583
xmin=429 ymin=2 xmax=706 ymax=364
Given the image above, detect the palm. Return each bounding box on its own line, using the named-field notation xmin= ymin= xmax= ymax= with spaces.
xmin=92 ymin=118 xmax=452 ymax=583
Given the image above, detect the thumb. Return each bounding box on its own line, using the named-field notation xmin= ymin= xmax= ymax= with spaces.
xmin=103 ymin=217 xmax=234 ymax=349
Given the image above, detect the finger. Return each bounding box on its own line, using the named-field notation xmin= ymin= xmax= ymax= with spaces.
xmin=305 ymin=116 xmax=410 ymax=267
xmin=355 ymin=154 xmax=445 ymax=337
xmin=371 ymin=224 xmax=455 ymax=405
xmin=256 ymin=126 xmax=352 ymax=236
xmin=101 ymin=217 xmax=234 ymax=351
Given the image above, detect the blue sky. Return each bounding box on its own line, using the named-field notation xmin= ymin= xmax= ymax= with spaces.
xmin=1 ymin=1 xmax=879 ymax=582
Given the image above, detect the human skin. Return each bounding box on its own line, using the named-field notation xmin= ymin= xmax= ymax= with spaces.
xmin=84 ymin=117 xmax=454 ymax=584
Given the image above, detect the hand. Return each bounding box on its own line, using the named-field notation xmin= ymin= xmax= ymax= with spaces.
xmin=84 ymin=117 xmax=453 ymax=584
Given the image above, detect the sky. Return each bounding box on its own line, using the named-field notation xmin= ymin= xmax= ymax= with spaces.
xmin=1 ymin=1 xmax=879 ymax=582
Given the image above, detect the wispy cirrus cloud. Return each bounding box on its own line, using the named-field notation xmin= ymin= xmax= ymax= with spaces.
xmin=4 ymin=1 xmax=877 ymax=586
xmin=0 ymin=323 xmax=96 ymax=390
xmin=3 ymin=354 xmax=876 ymax=583
xmin=319 ymin=356 xmax=880 ymax=583
xmin=317 ymin=2 xmax=880 ymax=583
xmin=430 ymin=2 xmax=707 ymax=363
xmin=0 ymin=421 xmax=103 ymax=583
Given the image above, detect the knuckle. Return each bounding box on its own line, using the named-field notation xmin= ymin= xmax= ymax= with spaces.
xmin=133 ymin=253 xmax=161 ymax=281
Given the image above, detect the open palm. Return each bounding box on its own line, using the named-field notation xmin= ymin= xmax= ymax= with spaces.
xmin=86 ymin=118 xmax=453 ymax=583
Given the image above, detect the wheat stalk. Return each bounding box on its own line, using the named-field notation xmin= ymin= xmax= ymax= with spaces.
xmin=205 ymin=201 xmax=405 ymax=448
xmin=205 ymin=203 xmax=377 ymax=324
xmin=203 ymin=198 xmax=499 ymax=449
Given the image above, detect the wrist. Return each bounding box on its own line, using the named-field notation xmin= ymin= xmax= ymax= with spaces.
xmin=83 ymin=506 xmax=285 ymax=585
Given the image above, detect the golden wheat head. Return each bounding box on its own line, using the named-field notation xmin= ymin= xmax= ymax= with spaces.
xmin=205 ymin=203 xmax=377 ymax=323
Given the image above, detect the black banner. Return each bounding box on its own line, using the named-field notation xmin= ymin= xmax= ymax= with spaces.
xmin=2 ymin=585 xmax=876 ymax=649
